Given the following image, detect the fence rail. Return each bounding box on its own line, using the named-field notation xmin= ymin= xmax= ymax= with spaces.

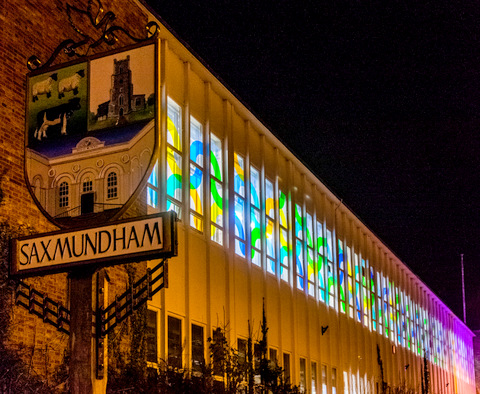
xmin=15 ymin=259 xmax=168 ymax=337
xmin=15 ymin=281 xmax=71 ymax=335
xmin=101 ymin=259 xmax=167 ymax=336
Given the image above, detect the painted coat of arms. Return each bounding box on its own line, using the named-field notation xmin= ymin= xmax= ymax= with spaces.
xmin=25 ymin=44 xmax=157 ymax=228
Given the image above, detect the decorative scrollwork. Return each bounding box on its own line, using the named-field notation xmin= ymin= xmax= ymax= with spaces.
xmin=27 ymin=0 xmax=159 ymax=71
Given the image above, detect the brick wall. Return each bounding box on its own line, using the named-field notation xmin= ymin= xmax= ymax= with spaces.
xmin=1 ymin=0 xmax=152 ymax=383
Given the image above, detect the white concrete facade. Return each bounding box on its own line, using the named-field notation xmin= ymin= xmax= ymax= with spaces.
xmin=138 ymin=4 xmax=476 ymax=393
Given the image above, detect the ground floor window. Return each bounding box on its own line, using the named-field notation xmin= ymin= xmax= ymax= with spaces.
xmin=311 ymin=361 xmax=317 ymax=394
xmin=321 ymin=364 xmax=327 ymax=394
xmin=332 ymin=367 xmax=337 ymax=394
xmin=269 ymin=348 xmax=278 ymax=369
xmin=211 ymin=328 xmax=226 ymax=376
xmin=191 ymin=324 xmax=204 ymax=372
xmin=283 ymin=353 xmax=291 ymax=383
xmin=237 ymin=338 xmax=247 ymax=364
xmin=146 ymin=309 xmax=157 ymax=363
xmin=168 ymin=316 xmax=182 ymax=368
xmin=299 ymin=357 xmax=306 ymax=392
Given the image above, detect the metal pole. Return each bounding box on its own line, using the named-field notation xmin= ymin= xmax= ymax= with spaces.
xmin=461 ymin=253 xmax=466 ymax=324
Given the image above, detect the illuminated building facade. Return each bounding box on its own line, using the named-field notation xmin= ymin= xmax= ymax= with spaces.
xmin=141 ymin=5 xmax=476 ymax=393
xmin=1 ymin=0 xmax=476 ymax=393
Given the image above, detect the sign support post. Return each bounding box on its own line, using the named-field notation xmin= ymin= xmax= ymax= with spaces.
xmin=69 ymin=269 xmax=96 ymax=393
xmin=69 ymin=268 xmax=108 ymax=394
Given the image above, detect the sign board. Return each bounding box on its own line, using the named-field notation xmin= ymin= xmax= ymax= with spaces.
xmin=10 ymin=212 xmax=177 ymax=278
xmin=25 ymin=42 xmax=158 ymax=228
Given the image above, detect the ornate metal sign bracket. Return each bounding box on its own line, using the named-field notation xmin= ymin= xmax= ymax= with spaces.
xmin=27 ymin=0 xmax=159 ymax=71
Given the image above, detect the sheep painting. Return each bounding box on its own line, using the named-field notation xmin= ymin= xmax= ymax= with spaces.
xmin=58 ymin=69 xmax=85 ymax=99
xmin=33 ymin=97 xmax=81 ymax=140
xmin=32 ymin=73 xmax=58 ymax=102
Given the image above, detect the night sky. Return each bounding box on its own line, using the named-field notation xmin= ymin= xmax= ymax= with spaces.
xmin=146 ymin=0 xmax=480 ymax=329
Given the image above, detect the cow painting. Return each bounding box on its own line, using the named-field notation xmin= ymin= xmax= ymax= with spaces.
xmin=34 ymin=97 xmax=81 ymax=140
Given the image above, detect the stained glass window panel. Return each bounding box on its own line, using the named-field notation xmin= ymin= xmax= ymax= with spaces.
xmin=347 ymin=247 xmax=353 ymax=276
xmin=356 ymin=282 xmax=362 ymax=322
xmin=338 ymin=240 xmax=344 ymax=270
xmin=252 ymin=250 xmax=261 ymax=267
xmin=148 ymin=163 xmax=158 ymax=187
xmin=190 ymin=164 xmax=203 ymax=215
xmin=370 ymin=267 xmax=376 ymax=321
xmin=316 ymin=221 xmax=324 ymax=255
xmin=306 ymin=213 xmax=313 ymax=249
xmin=280 ymin=265 xmax=289 ymax=282
xmin=235 ymin=239 xmax=246 ymax=258
xmin=211 ymin=179 xmax=223 ymax=227
xmin=190 ymin=214 xmax=203 ymax=232
xmin=295 ymin=204 xmax=303 ymax=240
xmin=354 ymin=253 xmax=360 ymax=282
xmin=326 ymin=229 xmax=333 ymax=262
xmin=210 ymin=133 xmax=223 ymax=244
xmin=234 ymin=153 xmax=245 ymax=197
xmin=348 ymin=276 xmax=354 ymax=307
xmin=279 ymin=190 xmax=288 ymax=227
xmin=347 ymin=247 xmax=354 ymax=317
xmin=327 ymin=262 xmax=335 ymax=308
xmin=234 ymin=195 xmax=245 ymax=241
xmin=147 ymin=162 xmax=158 ymax=208
xmin=210 ymin=134 xmax=223 ymax=182
xmin=147 ymin=188 xmax=157 ymax=208
xmin=167 ymin=147 xmax=182 ymax=202
xmin=167 ymin=102 xmax=182 ymax=151
xmin=371 ymin=296 xmax=377 ymax=331
xmin=338 ymin=241 xmax=346 ymax=313
xmin=265 ymin=179 xmax=274 ymax=218
xmin=279 ymin=226 xmax=289 ymax=258
xmin=307 ymin=248 xmax=315 ymax=296
xmin=190 ymin=118 xmax=203 ymax=165
xmin=189 ymin=118 xmax=203 ymax=232
xmin=211 ymin=225 xmax=223 ymax=245
xmin=307 ymin=248 xmax=315 ymax=283
xmin=363 ymin=293 xmax=369 ymax=326
xmin=266 ymin=218 xmax=275 ymax=258
xmin=166 ymin=200 xmax=181 ymax=216
xmin=250 ymin=166 xmax=260 ymax=208
xmin=362 ymin=259 xmax=367 ymax=287
xmin=296 ymin=239 xmax=304 ymax=290
xmin=339 ymin=270 xmax=346 ymax=313
xmin=251 ymin=208 xmax=261 ymax=250
xmin=317 ymin=255 xmax=326 ymax=297
xmin=267 ymin=258 xmax=275 ymax=274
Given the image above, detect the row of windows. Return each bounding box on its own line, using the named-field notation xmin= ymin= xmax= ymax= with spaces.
xmin=57 ymin=171 xmax=118 ymax=208
xmin=146 ymin=98 xmax=474 ymax=384
xmin=148 ymin=309 xmax=468 ymax=393
xmin=146 ymin=310 xmax=338 ymax=394
xmin=336 ymin=240 xmax=473 ymax=381
xmin=148 ymin=100 xmax=224 ymax=245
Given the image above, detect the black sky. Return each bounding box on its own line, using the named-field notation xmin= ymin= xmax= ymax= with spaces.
xmin=146 ymin=0 xmax=480 ymax=329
